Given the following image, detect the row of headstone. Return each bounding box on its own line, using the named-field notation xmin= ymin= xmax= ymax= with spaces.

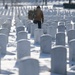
xmin=17 ymin=45 xmax=67 ymax=75
xmin=43 ymin=19 xmax=73 ymax=36
xmin=15 ymin=16 xmax=38 ymax=75
xmin=16 ymin=24 xmax=30 ymax=59
xmin=15 ymin=7 xmax=75 ymax=75
xmin=0 ymin=18 xmax=12 ymax=55
xmin=40 ymin=34 xmax=52 ymax=54
xmin=14 ymin=7 xmax=75 ymax=75
xmin=51 ymin=45 xmax=67 ymax=75
xmin=0 ymin=34 xmax=8 ymax=55
xmin=33 ymin=28 xmax=66 ymax=54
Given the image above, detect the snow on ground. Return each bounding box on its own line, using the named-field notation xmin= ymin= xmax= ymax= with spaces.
xmin=0 ymin=24 xmax=50 ymax=75
xmin=0 ymin=2 xmax=74 ymax=75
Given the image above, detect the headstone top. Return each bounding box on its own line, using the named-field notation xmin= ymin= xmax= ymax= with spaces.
xmin=17 ymin=39 xmax=29 ymax=42
xmin=19 ymin=56 xmax=38 ymax=62
xmin=41 ymin=34 xmax=52 ymax=37
xmin=52 ymin=45 xmax=66 ymax=49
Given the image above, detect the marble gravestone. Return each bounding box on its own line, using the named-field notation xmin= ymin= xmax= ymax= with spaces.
xmin=0 ymin=34 xmax=8 ymax=55
xmin=51 ymin=45 xmax=67 ymax=75
xmin=17 ymin=31 xmax=27 ymax=41
xmin=16 ymin=19 xmax=24 ymax=27
xmin=67 ymin=29 xmax=75 ymax=43
xmin=19 ymin=57 xmax=39 ymax=75
xmin=16 ymin=26 xmax=25 ymax=35
xmin=57 ymin=25 xmax=66 ymax=33
xmin=17 ymin=39 xmax=30 ymax=59
xmin=34 ymin=28 xmax=43 ymax=44
xmin=31 ymin=24 xmax=38 ymax=37
xmin=66 ymin=23 xmax=72 ymax=32
xmin=2 ymin=20 xmax=11 ymax=33
xmin=0 ymin=28 xmax=9 ymax=36
xmin=42 ymin=24 xmax=47 ymax=34
xmin=47 ymin=26 xmax=56 ymax=39
xmin=40 ymin=34 xmax=52 ymax=54
xmin=56 ymin=32 xmax=65 ymax=46
xmin=69 ymin=39 xmax=75 ymax=64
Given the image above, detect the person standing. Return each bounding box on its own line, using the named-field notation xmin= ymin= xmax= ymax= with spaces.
xmin=34 ymin=6 xmax=44 ymax=29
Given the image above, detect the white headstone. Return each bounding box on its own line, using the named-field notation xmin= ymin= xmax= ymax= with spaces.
xmin=2 ymin=21 xmax=11 ymax=33
xmin=31 ymin=24 xmax=38 ymax=37
xmin=69 ymin=39 xmax=75 ymax=63
xmin=34 ymin=28 xmax=43 ymax=44
xmin=0 ymin=28 xmax=9 ymax=36
xmin=51 ymin=45 xmax=67 ymax=75
xmin=17 ymin=31 xmax=27 ymax=41
xmin=16 ymin=26 xmax=25 ymax=35
xmin=19 ymin=57 xmax=39 ymax=75
xmin=0 ymin=34 xmax=8 ymax=55
xmin=47 ymin=26 xmax=56 ymax=39
xmin=40 ymin=34 xmax=52 ymax=54
xmin=66 ymin=23 xmax=72 ymax=32
xmin=17 ymin=39 xmax=30 ymax=59
xmin=57 ymin=25 xmax=66 ymax=33
xmin=67 ymin=29 xmax=75 ymax=43
xmin=56 ymin=32 xmax=65 ymax=46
